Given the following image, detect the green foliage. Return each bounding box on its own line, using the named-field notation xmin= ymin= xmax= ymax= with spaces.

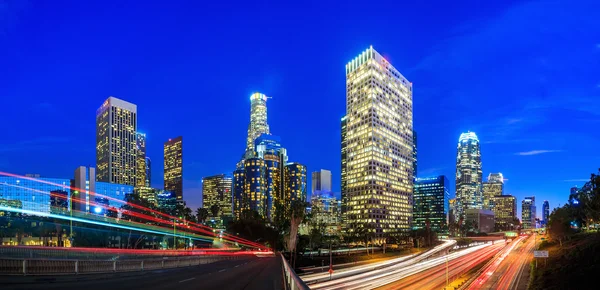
xmin=196 ymin=207 xmax=209 ymax=223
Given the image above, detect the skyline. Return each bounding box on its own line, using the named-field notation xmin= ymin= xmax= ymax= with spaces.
xmin=2 ymin=1 xmax=600 ymax=219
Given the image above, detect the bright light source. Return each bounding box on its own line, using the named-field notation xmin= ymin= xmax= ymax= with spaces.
xmin=94 ymin=207 xmax=102 ymax=214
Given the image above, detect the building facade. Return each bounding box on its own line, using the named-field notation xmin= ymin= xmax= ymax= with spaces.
xmin=455 ymin=132 xmax=483 ymax=219
xmin=285 ymin=163 xmax=307 ymax=203
xmin=491 ymin=195 xmax=517 ymax=231
xmin=483 ymin=173 xmax=504 ymax=210
xmin=96 ymin=97 xmax=138 ymax=186
xmin=135 ymin=133 xmax=147 ymax=188
xmin=310 ymin=191 xmax=341 ymax=236
xmin=144 ymin=156 xmax=151 ymax=187
xmin=340 ymin=116 xmax=348 ymax=223
xmin=311 ymin=169 xmax=332 ymax=196
xmin=246 ymin=93 xmax=270 ymax=157
xmin=412 ymin=176 xmax=450 ymax=234
xmin=465 ymin=209 xmax=495 ymax=233
xmin=542 ymin=200 xmax=550 ymax=227
xmin=343 ymin=46 xmax=414 ymax=240
xmin=202 ymin=174 xmax=233 ymax=218
xmin=164 ymin=136 xmax=183 ymax=201
xmin=156 ymin=190 xmax=177 ymax=214
xmin=522 ymin=196 xmax=536 ymax=229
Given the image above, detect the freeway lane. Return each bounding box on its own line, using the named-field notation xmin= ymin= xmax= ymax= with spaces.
xmin=1 ymin=256 xmax=283 ymax=290
xmin=374 ymin=242 xmax=505 ymax=290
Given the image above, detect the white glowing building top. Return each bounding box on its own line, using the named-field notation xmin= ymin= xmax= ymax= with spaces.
xmin=246 ymin=92 xmax=270 ymax=155
xmin=455 ymin=131 xmax=483 ymax=219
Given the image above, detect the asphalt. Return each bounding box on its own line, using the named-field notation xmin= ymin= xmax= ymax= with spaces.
xmin=0 ymin=256 xmax=283 ymax=290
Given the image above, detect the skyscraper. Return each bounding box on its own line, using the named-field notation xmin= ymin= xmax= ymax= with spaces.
xmin=455 ymin=132 xmax=483 ymax=220
xmin=340 ymin=116 xmax=348 ymax=223
xmin=491 ymin=195 xmax=517 ymax=231
xmin=96 ymin=97 xmax=137 ymax=186
xmin=413 ymin=176 xmax=450 ymax=235
xmin=246 ymin=93 xmax=270 ymax=157
xmin=413 ymin=130 xmax=417 ymax=179
xmin=542 ymin=200 xmax=550 ymax=227
xmin=144 ymin=156 xmax=151 ymax=187
xmin=522 ymin=196 xmax=536 ymax=229
xmin=343 ymin=46 xmax=414 ymax=239
xmin=202 ymin=174 xmax=233 ymax=219
xmin=164 ymin=136 xmax=183 ymax=201
xmin=135 ymin=132 xmax=147 ymax=188
xmin=483 ymin=173 xmax=504 ymax=210
xmin=311 ymin=169 xmax=332 ymax=195
xmin=285 ymin=163 xmax=307 ymax=203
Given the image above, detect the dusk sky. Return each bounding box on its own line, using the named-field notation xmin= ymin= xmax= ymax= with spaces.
xmin=1 ymin=1 xmax=599 ymax=218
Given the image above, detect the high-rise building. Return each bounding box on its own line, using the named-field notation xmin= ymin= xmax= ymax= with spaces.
xmin=483 ymin=173 xmax=504 ymax=210
xmin=246 ymin=93 xmax=270 ymax=157
xmin=202 ymin=174 xmax=233 ymax=218
xmin=74 ymin=166 xmax=96 ymax=212
xmin=340 ymin=116 xmax=348 ymax=223
xmin=96 ymin=97 xmax=138 ymax=186
xmin=413 ymin=176 xmax=450 ymax=235
xmin=164 ymin=136 xmax=183 ymax=201
xmin=455 ymin=132 xmax=483 ymax=219
xmin=144 ymin=156 xmax=151 ymax=187
xmin=343 ymin=46 xmax=414 ymax=239
xmin=522 ymin=196 xmax=536 ymax=229
xmin=542 ymin=200 xmax=550 ymax=227
xmin=156 ymin=190 xmax=177 ymax=214
xmin=413 ymin=130 xmax=417 ymax=179
xmin=136 ymin=187 xmax=158 ymax=206
xmin=135 ymin=133 xmax=147 ymax=188
xmin=310 ymin=191 xmax=341 ymax=236
xmin=285 ymin=163 xmax=307 ymax=203
xmin=232 ymin=168 xmax=247 ymax=219
xmin=311 ymin=169 xmax=332 ymax=196
xmin=465 ymin=209 xmax=495 ymax=233
xmin=491 ymin=195 xmax=517 ymax=231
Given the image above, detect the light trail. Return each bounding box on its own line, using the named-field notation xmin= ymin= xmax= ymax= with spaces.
xmin=466 ymin=236 xmax=525 ymax=289
xmin=302 ymin=239 xmax=456 ymax=285
xmin=0 ymin=171 xmax=268 ymax=250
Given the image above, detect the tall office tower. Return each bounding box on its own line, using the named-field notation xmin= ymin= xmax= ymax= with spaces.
xmin=413 ymin=130 xmax=417 ymax=179
xmin=74 ymin=166 xmax=96 ymax=212
xmin=522 ymin=196 xmax=536 ymax=229
xmin=455 ymin=132 xmax=483 ymax=220
xmin=340 ymin=116 xmax=348 ymax=222
xmin=491 ymin=195 xmax=517 ymax=231
xmin=244 ymin=158 xmax=267 ymax=217
xmin=482 ymin=173 xmax=504 ymax=210
xmin=96 ymin=97 xmax=138 ymax=186
xmin=310 ymin=191 xmax=341 ymax=236
xmin=542 ymin=200 xmax=550 ymax=227
xmin=285 ymin=163 xmax=307 ymax=203
xmin=245 ymin=93 xmax=270 ymax=157
xmin=448 ymin=198 xmax=457 ymax=226
xmin=255 ymin=134 xmax=287 ymax=221
xmin=232 ymin=168 xmax=247 ymax=219
xmin=344 ymin=46 xmax=414 ymax=239
xmin=202 ymin=174 xmax=233 ymax=218
xmin=144 ymin=156 xmax=151 ymax=187
xmin=412 ymin=176 xmax=450 ymax=234
xmin=311 ymin=169 xmax=332 ymax=195
xmin=164 ymin=136 xmax=183 ymax=201
xmin=135 ymin=133 xmax=147 ymax=188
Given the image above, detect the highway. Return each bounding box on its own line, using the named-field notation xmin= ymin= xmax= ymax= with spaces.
xmin=1 ymin=256 xmax=282 ymax=290
xmin=308 ymin=240 xmax=503 ymax=290
xmin=468 ymin=234 xmax=536 ymax=290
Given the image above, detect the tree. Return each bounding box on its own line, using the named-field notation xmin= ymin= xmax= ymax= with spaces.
xmin=548 ymin=205 xmax=576 ymax=247
xmin=196 ymin=208 xmax=209 ymax=223
xmin=286 ymin=200 xmax=308 ymax=268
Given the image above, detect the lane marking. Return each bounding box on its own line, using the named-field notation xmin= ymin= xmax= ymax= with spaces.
xmin=235 ymin=265 xmax=240 ymax=268
xmin=179 ymin=278 xmax=196 ymax=283
xmin=218 ymin=269 xmax=226 ymax=272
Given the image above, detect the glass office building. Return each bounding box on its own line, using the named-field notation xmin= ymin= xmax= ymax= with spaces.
xmin=164 ymin=136 xmax=183 ymax=201
xmin=413 ymin=176 xmax=450 ymax=234
xmin=202 ymin=174 xmax=233 ymax=218
xmin=343 ymin=46 xmax=414 ymax=239
xmin=522 ymin=196 xmax=536 ymax=229
xmin=455 ymin=132 xmax=483 ymax=219
xmin=483 ymin=173 xmax=504 ymax=210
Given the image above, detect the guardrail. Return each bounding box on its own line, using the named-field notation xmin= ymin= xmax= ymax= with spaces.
xmin=280 ymin=253 xmax=310 ymax=290
xmin=0 ymin=255 xmax=239 ymax=276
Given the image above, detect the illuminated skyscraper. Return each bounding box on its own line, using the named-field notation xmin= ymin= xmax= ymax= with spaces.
xmin=164 ymin=136 xmax=183 ymax=201
xmin=202 ymin=174 xmax=233 ymax=219
xmin=483 ymin=173 xmax=504 ymax=210
xmin=455 ymin=132 xmax=483 ymax=219
xmin=340 ymin=116 xmax=348 ymax=222
xmin=96 ymin=97 xmax=137 ymax=186
xmin=135 ymin=132 xmax=147 ymax=188
xmin=144 ymin=156 xmax=151 ymax=187
xmin=413 ymin=131 xmax=417 ymax=179
xmin=343 ymin=46 xmax=414 ymax=239
xmin=542 ymin=200 xmax=549 ymax=227
xmin=285 ymin=163 xmax=307 ymax=203
xmin=232 ymin=168 xmax=247 ymax=219
xmin=522 ymin=196 xmax=536 ymax=229
xmin=491 ymin=195 xmax=517 ymax=230
xmin=246 ymin=93 xmax=270 ymax=157
xmin=413 ymin=176 xmax=450 ymax=235
xmin=311 ymin=169 xmax=332 ymax=196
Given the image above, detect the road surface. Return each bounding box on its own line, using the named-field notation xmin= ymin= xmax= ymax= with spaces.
xmin=1 ymin=256 xmax=282 ymax=290
xmin=375 ymin=242 xmax=504 ymax=290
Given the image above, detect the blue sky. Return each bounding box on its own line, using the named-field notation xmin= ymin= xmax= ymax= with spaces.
xmin=1 ymin=0 xmax=599 ymax=219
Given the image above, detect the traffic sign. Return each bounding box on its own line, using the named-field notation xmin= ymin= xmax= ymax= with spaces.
xmin=534 ymin=250 xmax=549 ymax=258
